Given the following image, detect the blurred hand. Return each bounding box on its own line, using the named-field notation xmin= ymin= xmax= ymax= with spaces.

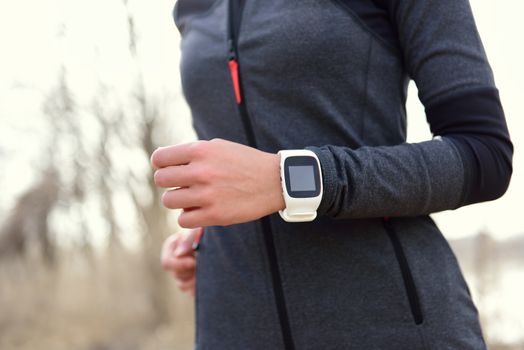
xmin=151 ymin=138 xmax=285 ymax=228
xmin=161 ymin=228 xmax=201 ymax=296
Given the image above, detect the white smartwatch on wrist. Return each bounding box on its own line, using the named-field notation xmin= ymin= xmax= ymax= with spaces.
xmin=278 ymin=149 xmax=323 ymax=222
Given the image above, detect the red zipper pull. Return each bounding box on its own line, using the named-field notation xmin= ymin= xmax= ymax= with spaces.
xmin=228 ymin=59 xmax=242 ymax=105
xmin=192 ymin=228 xmax=204 ymax=251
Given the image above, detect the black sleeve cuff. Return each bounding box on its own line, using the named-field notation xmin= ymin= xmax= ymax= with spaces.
xmin=426 ymin=88 xmax=513 ymax=205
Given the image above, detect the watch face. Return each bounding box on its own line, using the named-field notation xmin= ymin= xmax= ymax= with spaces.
xmin=284 ymin=156 xmax=321 ymax=198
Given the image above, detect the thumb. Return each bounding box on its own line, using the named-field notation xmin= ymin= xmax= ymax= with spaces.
xmin=175 ymin=227 xmax=203 ymax=257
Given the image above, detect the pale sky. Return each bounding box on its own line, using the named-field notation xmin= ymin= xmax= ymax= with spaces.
xmin=0 ymin=0 xmax=523 ymax=241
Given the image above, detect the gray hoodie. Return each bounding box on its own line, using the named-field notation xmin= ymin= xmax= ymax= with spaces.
xmin=174 ymin=0 xmax=512 ymax=348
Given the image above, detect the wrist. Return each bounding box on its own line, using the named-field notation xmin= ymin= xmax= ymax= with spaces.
xmin=268 ymin=153 xmax=286 ymax=213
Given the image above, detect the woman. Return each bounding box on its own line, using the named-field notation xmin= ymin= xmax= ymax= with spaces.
xmin=152 ymin=0 xmax=513 ymax=348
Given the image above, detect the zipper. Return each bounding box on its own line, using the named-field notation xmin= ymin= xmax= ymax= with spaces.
xmin=382 ymin=217 xmax=424 ymax=325
xmin=227 ymin=1 xmax=296 ymax=349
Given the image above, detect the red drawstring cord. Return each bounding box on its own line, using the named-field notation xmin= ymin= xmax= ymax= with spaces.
xmin=192 ymin=228 xmax=204 ymax=251
xmin=228 ymin=59 xmax=242 ymax=105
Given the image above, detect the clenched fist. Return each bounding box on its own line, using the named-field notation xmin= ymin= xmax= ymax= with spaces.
xmin=151 ymin=138 xmax=285 ymax=228
xmin=161 ymin=228 xmax=201 ymax=296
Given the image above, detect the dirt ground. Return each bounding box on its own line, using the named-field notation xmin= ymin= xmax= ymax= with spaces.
xmin=0 ymin=250 xmax=194 ymax=350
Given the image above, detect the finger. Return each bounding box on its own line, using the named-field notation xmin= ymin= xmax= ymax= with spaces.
xmin=176 ymin=278 xmax=196 ymax=292
xmin=173 ymin=265 xmax=196 ymax=281
xmin=162 ymin=188 xmax=202 ymax=210
xmin=160 ymin=232 xmax=197 ymax=260
xmin=175 ymin=229 xmax=202 ymax=257
xmin=162 ymin=255 xmax=182 ymax=271
xmin=166 ymin=263 xmax=195 ymax=282
xmin=178 ymin=208 xmax=212 ymax=229
xmin=151 ymin=142 xmax=199 ymax=169
xmin=154 ymin=165 xmax=196 ymax=188
xmin=178 ymin=227 xmax=204 ymax=254
xmin=167 ymin=256 xmax=196 ymax=274
xmin=173 ymin=262 xmax=196 ymax=280
xmin=174 ymin=272 xmax=196 ymax=283
xmin=162 ymin=255 xmax=195 ymax=272
xmin=161 ymin=234 xmax=181 ymax=264
xmin=161 ymin=234 xmax=180 ymax=255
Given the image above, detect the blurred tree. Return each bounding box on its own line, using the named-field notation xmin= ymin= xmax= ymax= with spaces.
xmin=0 ymin=66 xmax=74 ymax=265
xmin=91 ymin=86 xmax=124 ymax=250
xmin=0 ymin=0 xmax=179 ymax=335
xmin=122 ymin=0 xmax=174 ymax=327
xmin=0 ymin=166 xmax=59 ymax=265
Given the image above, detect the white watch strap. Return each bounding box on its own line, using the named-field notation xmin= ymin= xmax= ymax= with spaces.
xmin=278 ymin=149 xmax=323 ymax=222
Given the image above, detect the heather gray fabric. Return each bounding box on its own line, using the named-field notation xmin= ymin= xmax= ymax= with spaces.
xmin=309 ymin=139 xmax=466 ymax=218
xmin=174 ymin=0 xmax=491 ymax=348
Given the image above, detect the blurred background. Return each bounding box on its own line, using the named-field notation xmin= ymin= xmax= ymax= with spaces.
xmin=0 ymin=0 xmax=522 ymax=349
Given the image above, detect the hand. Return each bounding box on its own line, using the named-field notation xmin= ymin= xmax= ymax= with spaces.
xmin=151 ymin=138 xmax=285 ymax=228
xmin=161 ymin=228 xmax=200 ymax=296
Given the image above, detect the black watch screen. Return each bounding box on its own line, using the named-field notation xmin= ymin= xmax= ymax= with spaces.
xmin=283 ymin=156 xmax=321 ymax=198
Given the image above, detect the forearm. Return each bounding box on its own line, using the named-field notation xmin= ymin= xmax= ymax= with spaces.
xmin=308 ymin=137 xmax=465 ymax=219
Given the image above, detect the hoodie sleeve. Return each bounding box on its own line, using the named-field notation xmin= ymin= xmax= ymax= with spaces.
xmin=307 ymin=0 xmax=512 ymax=219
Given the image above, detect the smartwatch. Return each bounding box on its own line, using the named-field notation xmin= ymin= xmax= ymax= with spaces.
xmin=278 ymin=149 xmax=323 ymax=222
